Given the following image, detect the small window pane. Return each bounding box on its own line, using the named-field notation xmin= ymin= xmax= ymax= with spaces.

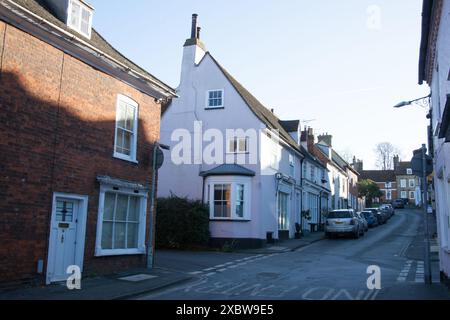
xmin=114 ymin=222 xmax=126 ymax=249
xmin=104 ymin=193 xmax=116 ymax=220
xmin=236 ymin=184 xmax=244 ymax=218
xmin=101 ymin=222 xmax=113 ymax=249
xmin=116 ymin=194 xmax=128 ymax=221
xmin=70 ymin=2 xmax=81 ymax=27
xmin=128 ymin=197 xmax=140 ymax=222
xmin=125 ymin=105 xmax=135 ymax=131
xmin=80 ymin=8 xmax=90 ymax=35
xmin=238 ymin=138 xmax=247 ymax=152
xmin=127 ymin=223 xmax=138 ymax=248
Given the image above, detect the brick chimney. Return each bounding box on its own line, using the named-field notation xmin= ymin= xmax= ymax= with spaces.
xmin=393 ymin=155 xmax=400 ymax=169
xmin=352 ymin=157 xmax=364 ymax=172
xmin=301 ymin=127 xmax=315 ymax=153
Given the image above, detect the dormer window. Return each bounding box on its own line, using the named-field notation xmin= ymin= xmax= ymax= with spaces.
xmin=68 ymin=0 xmax=93 ymax=39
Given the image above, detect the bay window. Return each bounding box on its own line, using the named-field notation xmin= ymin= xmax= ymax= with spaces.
xmin=207 ymin=178 xmax=251 ymax=220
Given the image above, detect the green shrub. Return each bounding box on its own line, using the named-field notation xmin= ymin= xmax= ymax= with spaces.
xmin=156 ymin=196 xmax=210 ymax=249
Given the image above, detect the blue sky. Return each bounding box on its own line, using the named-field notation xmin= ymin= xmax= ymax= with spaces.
xmin=89 ymin=0 xmax=429 ymax=169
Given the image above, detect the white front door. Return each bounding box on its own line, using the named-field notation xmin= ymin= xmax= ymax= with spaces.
xmin=47 ymin=195 xmax=87 ymax=284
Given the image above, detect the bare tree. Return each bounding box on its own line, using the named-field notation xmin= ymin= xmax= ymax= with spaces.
xmin=374 ymin=142 xmax=401 ymax=170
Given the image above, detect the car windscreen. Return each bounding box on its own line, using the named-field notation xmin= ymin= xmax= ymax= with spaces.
xmin=327 ymin=212 xmax=352 ymax=219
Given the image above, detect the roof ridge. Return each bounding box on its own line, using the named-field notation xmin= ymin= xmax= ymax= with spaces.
xmin=204 ymin=52 xmax=301 ymax=152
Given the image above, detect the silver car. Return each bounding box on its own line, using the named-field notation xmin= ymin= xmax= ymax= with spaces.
xmin=325 ymin=209 xmax=361 ymax=239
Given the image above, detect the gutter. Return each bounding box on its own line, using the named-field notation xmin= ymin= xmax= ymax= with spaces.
xmin=418 ymin=0 xmax=434 ymax=85
xmin=2 ymin=0 xmax=177 ymax=97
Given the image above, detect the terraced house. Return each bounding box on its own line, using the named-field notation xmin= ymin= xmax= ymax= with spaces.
xmin=0 ymin=0 xmax=176 ymax=286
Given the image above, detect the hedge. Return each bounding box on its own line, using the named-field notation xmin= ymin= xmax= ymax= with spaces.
xmin=156 ymin=196 xmax=210 ymax=249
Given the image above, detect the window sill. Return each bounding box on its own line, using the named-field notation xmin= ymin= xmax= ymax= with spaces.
xmin=205 ymin=107 xmax=225 ymax=111
xmin=210 ymin=218 xmax=251 ymax=222
xmin=113 ymin=153 xmax=138 ymax=164
xmin=95 ymin=248 xmax=145 ymax=257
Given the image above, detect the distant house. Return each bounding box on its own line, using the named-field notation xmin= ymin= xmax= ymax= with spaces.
xmin=0 ymin=0 xmax=176 ymax=286
xmin=159 ymin=15 xmax=309 ymax=247
xmin=359 ymin=169 xmax=397 ymax=203
xmin=394 ymin=156 xmax=421 ymax=205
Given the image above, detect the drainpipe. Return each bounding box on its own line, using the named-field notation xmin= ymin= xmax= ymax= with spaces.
xmin=146 ymin=142 xmax=169 ymax=269
xmin=147 ymin=143 xmax=158 ymax=269
xmin=300 ymin=158 xmax=304 ymax=233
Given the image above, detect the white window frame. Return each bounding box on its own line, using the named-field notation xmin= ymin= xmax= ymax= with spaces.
xmin=67 ymin=0 xmax=93 ymax=39
xmin=206 ymin=177 xmax=251 ymax=221
xmin=206 ymin=89 xmax=224 ymax=109
xmin=386 ymin=190 xmax=392 ymax=200
xmin=407 ymin=168 xmax=413 ymax=175
xmin=409 ymin=179 xmax=415 ymax=188
xmin=385 ymin=182 xmax=392 ymax=188
xmin=95 ymin=184 xmax=148 ymax=257
xmin=227 ymin=137 xmax=249 ymax=154
xmin=409 ymin=191 xmax=415 ymax=200
xmin=289 ymin=154 xmax=295 ymax=178
xmin=401 ymin=191 xmax=407 ymax=199
xmin=400 ymin=179 xmax=407 ymax=188
xmin=114 ymin=94 xmax=139 ymax=163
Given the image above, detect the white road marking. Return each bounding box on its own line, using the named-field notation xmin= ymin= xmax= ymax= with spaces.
xmin=188 ymin=271 xmax=203 ymax=275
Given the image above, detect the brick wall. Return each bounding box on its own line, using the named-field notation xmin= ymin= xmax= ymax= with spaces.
xmin=0 ymin=23 xmax=161 ymax=285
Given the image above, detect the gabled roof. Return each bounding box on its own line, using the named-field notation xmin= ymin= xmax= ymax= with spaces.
xmin=5 ymin=0 xmax=175 ymax=96
xmin=199 ymin=164 xmax=255 ymax=177
xmin=205 ymin=53 xmax=302 ymax=154
xmin=394 ymin=161 xmax=412 ymax=175
xmin=359 ymin=170 xmax=396 ymax=183
xmin=300 ymin=146 xmax=328 ymax=171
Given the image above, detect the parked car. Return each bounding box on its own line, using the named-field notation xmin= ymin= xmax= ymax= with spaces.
xmin=365 ymin=208 xmax=387 ymax=225
xmin=361 ymin=211 xmax=379 ymax=228
xmin=325 ymin=209 xmax=361 ymax=239
xmin=393 ymin=199 xmax=405 ymax=209
xmin=356 ymin=212 xmax=369 ymax=232
xmin=386 ymin=204 xmax=395 ymax=216
xmin=379 ymin=204 xmax=393 ymax=219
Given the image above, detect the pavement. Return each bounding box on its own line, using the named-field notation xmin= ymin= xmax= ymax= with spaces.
xmin=0 ymin=267 xmax=192 ymax=300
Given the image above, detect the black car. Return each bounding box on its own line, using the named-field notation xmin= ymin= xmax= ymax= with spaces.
xmin=393 ymin=199 xmax=405 ymax=209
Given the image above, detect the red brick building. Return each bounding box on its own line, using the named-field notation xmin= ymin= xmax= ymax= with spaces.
xmin=0 ymin=0 xmax=176 ymax=286
xmin=359 ymin=170 xmax=398 ymax=204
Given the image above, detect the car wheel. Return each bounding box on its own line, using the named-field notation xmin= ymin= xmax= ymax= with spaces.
xmin=354 ymin=230 xmax=360 ymax=239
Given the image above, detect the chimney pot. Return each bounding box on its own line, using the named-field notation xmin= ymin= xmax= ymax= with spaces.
xmin=191 ymin=14 xmax=198 ymax=39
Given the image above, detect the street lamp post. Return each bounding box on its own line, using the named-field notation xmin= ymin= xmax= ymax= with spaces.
xmin=394 ymin=95 xmax=432 ymax=285
xmin=421 ymin=144 xmax=432 ymax=285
